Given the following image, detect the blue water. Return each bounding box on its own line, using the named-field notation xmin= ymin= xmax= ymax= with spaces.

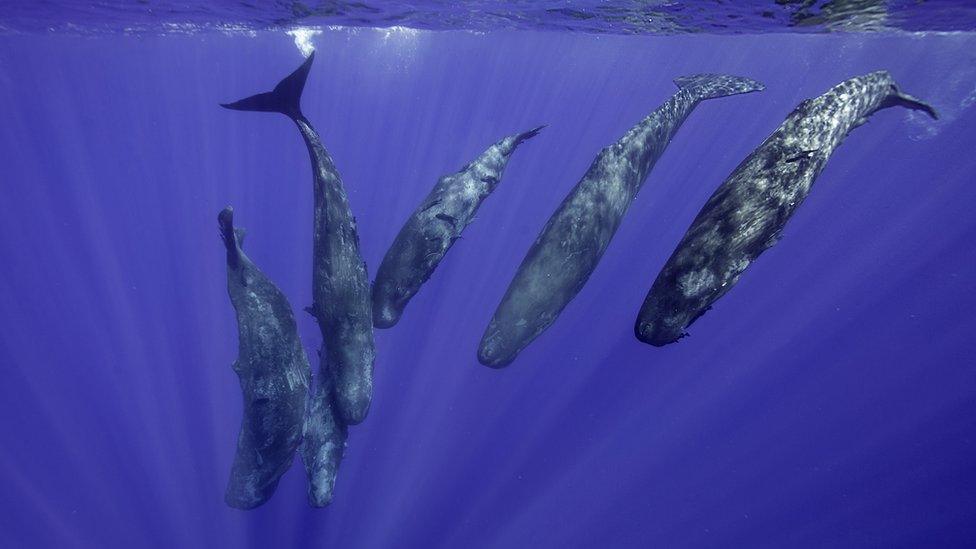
xmin=1 ymin=13 xmax=976 ymax=549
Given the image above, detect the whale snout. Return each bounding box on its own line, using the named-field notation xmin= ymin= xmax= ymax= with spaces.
xmin=477 ymin=328 xmax=518 ymax=369
xmin=634 ymin=318 xmax=682 ymax=347
xmin=372 ymin=301 xmax=402 ymax=329
xmin=477 ymin=345 xmax=516 ymax=369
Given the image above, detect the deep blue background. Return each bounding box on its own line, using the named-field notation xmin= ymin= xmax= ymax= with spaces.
xmin=0 ymin=29 xmax=974 ymax=547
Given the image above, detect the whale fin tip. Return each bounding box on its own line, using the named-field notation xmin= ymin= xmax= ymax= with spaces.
xmin=221 ymin=51 xmax=315 ymax=118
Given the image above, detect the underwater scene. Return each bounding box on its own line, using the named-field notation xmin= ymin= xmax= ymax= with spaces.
xmin=1 ymin=1 xmax=975 ymax=547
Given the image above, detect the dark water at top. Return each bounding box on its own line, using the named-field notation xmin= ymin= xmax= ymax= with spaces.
xmin=0 ymin=2 xmax=975 ymax=548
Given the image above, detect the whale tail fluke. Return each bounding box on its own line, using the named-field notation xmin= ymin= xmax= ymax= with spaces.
xmin=221 ymin=52 xmax=315 ymax=119
xmin=675 ymin=74 xmax=765 ymax=101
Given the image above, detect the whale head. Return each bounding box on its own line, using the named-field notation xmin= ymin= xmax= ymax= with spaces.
xmin=634 ymin=314 xmax=688 ymax=347
xmin=372 ymin=300 xmax=403 ymax=329
xmin=371 ymin=280 xmax=409 ymax=329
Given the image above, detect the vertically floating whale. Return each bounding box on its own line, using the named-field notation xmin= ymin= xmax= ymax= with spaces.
xmin=222 ymin=52 xmax=374 ymax=426
xmin=300 ymin=361 xmax=347 ymax=507
xmin=478 ymin=75 xmax=765 ymax=367
xmin=222 ymin=53 xmax=373 ymax=505
xmin=634 ymin=71 xmax=938 ymax=346
xmin=372 ymin=127 xmax=545 ymax=328
xmin=218 ymin=207 xmax=310 ymax=509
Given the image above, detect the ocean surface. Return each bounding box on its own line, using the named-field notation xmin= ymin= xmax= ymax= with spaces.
xmin=1 ymin=2 xmax=975 ymax=547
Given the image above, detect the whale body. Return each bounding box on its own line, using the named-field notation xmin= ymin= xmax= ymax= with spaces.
xmin=222 ymin=53 xmax=373 ymax=505
xmin=372 ymin=126 xmax=544 ymax=328
xmin=634 ymin=71 xmax=938 ymax=347
xmin=218 ymin=207 xmax=310 ymax=509
xmin=478 ymin=74 xmax=765 ymax=368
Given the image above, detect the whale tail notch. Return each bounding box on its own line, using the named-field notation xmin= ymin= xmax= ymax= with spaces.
xmin=221 ymin=52 xmax=315 ymax=119
xmin=674 ymin=74 xmax=765 ymax=101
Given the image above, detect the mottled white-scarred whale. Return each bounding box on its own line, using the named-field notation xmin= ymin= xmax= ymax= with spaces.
xmin=635 ymin=71 xmax=938 ymax=346
xmin=372 ymin=127 xmax=544 ymax=328
xmin=222 ymin=53 xmax=372 ymax=505
xmin=219 ymin=207 xmax=310 ymax=509
xmin=478 ymin=74 xmax=765 ymax=367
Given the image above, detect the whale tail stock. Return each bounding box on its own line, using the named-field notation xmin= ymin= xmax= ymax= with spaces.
xmin=884 ymin=88 xmax=939 ymax=120
xmin=514 ymin=125 xmax=546 ymax=146
xmin=674 ymin=73 xmax=765 ymax=101
xmin=220 ymin=52 xmax=315 ymax=119
xmin=218 ymin=206 xmax=246 ymax=269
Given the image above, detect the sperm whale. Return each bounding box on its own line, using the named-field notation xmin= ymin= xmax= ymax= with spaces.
xmin=372 ymin=126 xmax=544 ymax=328
xmin=634 ymin=71 xmax=938 ymax=347
xmin=222 ymin=53 xmax=373 ymax=506
xmin=218 ymin=207 xmax=309 ymax=509
xmin=222 ymin=52 xmax=374 ymax=430
xmin=478 ymin=74 xmax=765 ymax=368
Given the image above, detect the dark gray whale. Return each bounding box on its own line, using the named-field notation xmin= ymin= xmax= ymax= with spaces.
xmin=218 ymin=207 xmax=310 ymax=510
xmin=300 ymin=364 xmax=347 ymax=507
xmin=635 ymin=71 xmax=938 ymax=347
xmin=372 ymin=127 xmax=544 ymax=328
xmin=478 ymin=74 xmax=765 ymax=367
xmin=222 ymin=52 xmax=375 ymax=431
xmin=223 ymin=53 xmax=372 ymax=505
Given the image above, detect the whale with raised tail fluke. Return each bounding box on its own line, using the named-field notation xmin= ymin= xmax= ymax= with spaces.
xmin=222 ymin=52 xmax=373 ymax=506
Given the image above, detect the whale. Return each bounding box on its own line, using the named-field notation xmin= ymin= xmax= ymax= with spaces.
xmin=222 ymin=53 xmax=373 ymax=506
xmin=300 ymin=362 xmax=348 ymax=507
xmin=222 ymin=51 xmax=375 ymax=431
xmin=478 ymin=74 xmax=765 ymax=368
xmin=634 ymin=71 xmax=938 ymax=347
xmin=218 ymin=207 xmax=310 ymax=509
xmin=372 ymin=126 xmax=544 ymax=329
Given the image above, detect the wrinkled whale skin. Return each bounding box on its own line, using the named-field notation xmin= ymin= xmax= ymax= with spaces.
xmin=635 ymin=71 xmax=938 ymax=346
xmin=479 ymin=74 xmax=766 ymax=367
xmin=372 ymin=126 xmax=544 ymax=329
xmin=221 ymin=52 xmax=372 ymax=506
xmin=219 ymin=207 xmax=310 ymax=510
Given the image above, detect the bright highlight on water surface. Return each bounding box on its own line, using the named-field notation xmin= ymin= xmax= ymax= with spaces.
xmin=287 ymin=27 xmax=321 ymax=57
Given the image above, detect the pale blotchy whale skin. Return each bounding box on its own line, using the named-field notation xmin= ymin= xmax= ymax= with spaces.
xmin=372 ymin=126 xmax=544 ymax=328
xmin=219 ymin=207 xmax=310 ymax=510
xmin=222 ymin=52 xmax=371 ymax=505
xmin=635 ymin=71 xmax=938 ymax=347
xmin=478 ymin=74 xmax=765 ymax=368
